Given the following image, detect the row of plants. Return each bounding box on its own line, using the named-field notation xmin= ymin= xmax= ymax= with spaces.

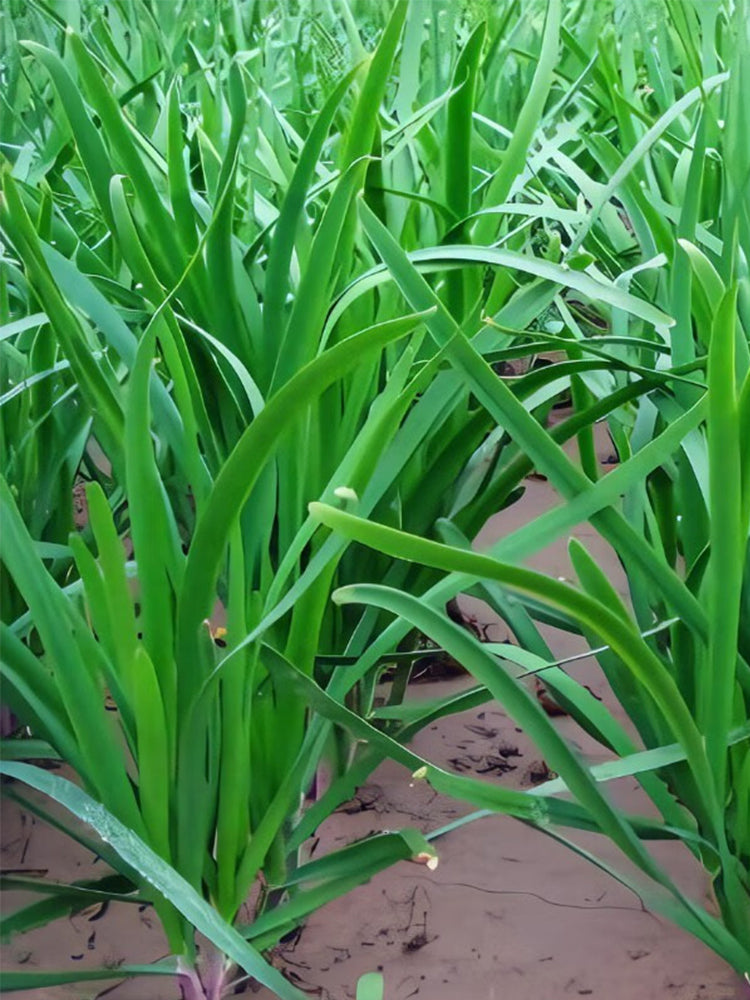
xmin=1 ymin=0 xmax=748 ymax=996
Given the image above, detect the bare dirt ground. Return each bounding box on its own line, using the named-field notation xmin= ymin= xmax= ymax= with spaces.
xmin=2 ymin=424 xmax=748 ymax=1000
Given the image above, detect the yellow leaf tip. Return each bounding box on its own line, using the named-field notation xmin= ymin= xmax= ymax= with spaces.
xmin=412 ymin=850 xmax=439 ymax=870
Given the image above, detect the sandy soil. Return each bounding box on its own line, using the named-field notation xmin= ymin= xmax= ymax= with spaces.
xmin=2 ymin=423 xmax=748 ymax=1000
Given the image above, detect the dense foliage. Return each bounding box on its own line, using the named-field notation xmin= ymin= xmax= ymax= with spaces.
xmin=1 ymin=0 xmax=748 ymax=996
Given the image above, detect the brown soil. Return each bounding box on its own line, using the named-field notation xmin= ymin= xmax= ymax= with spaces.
xmin=2 ymin=422 xmax=748 ymax=1000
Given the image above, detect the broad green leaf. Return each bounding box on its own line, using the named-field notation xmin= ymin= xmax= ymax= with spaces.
xmin=310 ymin=503 xmax=717 ymax=817
xmin=176 ymin=311 xmax=427 ymax=710
xmin=0 ymin=964 xmax=178 ymax=992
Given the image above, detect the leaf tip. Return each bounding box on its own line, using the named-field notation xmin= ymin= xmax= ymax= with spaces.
xmin=411 ymin=850 xmax=439 ymax=870
xmin=333 ymin=486 xmax=358 ymax=503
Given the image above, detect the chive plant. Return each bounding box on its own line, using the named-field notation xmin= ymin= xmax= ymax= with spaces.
xmin=1 ymin=0 xmax=749 ymax=995
xmin=0 ymin=1 xmax=511 ymax=994
xmin=307 ymin=0 xmax=750 ymax=980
